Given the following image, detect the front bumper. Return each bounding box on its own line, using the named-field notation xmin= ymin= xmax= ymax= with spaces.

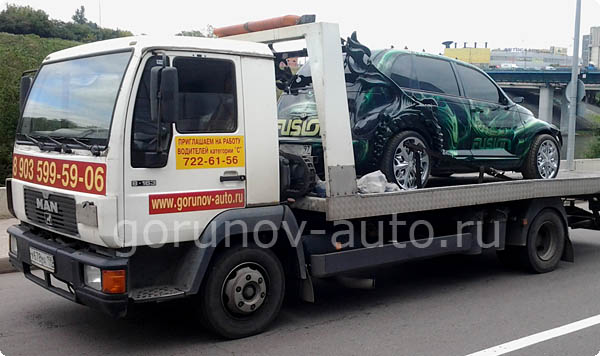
xmin=8 ymin=224 xmax=129 ymax=317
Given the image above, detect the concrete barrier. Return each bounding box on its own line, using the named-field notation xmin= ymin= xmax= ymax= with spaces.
xmin=0 ymin=187 xmax=11 ymax=219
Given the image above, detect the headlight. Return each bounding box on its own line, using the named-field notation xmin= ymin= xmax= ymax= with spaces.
xmin=83 ymin=265 xmax=102 ymax=291
xmin=9 ymin=235 xmax=17 ymax=256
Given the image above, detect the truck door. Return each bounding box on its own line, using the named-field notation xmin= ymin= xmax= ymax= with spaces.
xmin=123 ymin=53 xmax=246 ymax=246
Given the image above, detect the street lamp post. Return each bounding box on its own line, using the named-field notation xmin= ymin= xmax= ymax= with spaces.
xmin=567 ymin=0 xmax=581 ymax=171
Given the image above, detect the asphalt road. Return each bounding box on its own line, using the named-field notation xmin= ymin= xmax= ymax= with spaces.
xmin=2 ymin=229 xmax=600 ymax=356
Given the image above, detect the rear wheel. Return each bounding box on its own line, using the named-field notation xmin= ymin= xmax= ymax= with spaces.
xmin=497 ymin=209 xmax=565 ymax=273
xmin=522 ymin=134 xmax=560 ymax=179
xmin=522 ymin=209 xmax=566 ymax=273
xmin=381 ymin=131 xmax=431 ymax=189
xmin=198 ymin=244 xmax=285 ymax=339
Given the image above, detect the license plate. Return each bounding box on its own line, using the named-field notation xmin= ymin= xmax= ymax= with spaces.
xmin=280 ymin=144 xmax=312 ymax=156
xmin=29 ymin=247 xmax=55 ymax=273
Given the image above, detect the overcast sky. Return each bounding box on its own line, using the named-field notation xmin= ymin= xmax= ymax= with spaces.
xmin=4 ymin=0 xmax=600 ymax=55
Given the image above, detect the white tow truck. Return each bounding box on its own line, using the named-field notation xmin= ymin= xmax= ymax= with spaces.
xmin=7 ymin=17 xmax=600 ymax=338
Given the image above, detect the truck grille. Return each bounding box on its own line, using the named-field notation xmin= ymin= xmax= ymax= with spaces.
xmin=24 ymin=188 xmax=78 ymax=236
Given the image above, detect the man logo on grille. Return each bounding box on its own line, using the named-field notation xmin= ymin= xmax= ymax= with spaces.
xmin=36 ymin=198 xmax=58 ymax=214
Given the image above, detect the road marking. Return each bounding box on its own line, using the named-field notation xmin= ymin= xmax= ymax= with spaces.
xmin=466 ymin=314 xmax=600 ymax=356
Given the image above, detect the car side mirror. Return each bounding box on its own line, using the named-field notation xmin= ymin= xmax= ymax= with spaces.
xmin=512 ymin=96 xmax=524 ymax=104
xmin=20 ymin=76 xmax=33 ymax=115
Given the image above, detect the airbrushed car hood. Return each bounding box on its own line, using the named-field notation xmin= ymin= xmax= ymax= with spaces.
xmin=515 ymin=104 xmax=535 ymax=118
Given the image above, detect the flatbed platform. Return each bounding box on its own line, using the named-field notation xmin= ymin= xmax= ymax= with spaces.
xmin=293 ymin=169 xmax=600 ymax=220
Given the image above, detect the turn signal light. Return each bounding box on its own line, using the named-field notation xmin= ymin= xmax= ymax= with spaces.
xmin=102 ymin=269 xmax=126 ymax=294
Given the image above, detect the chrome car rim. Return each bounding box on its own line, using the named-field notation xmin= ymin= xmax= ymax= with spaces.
xmin=222 ymin=263 xmax=268 ymax=316
xmin=393 ymin=136 xmax=429 ymax=190
xmin=536 ymin=140 xmax=559 ymax=179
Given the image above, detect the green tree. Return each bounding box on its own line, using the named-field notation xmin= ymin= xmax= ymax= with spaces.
xmin=72 ymin=5 xmax=87 ymax=24
xmin=0 ymin=33 xmax=79 ymax=184
xmin=176 ymin=25 xmax=215 ymax=38
xmin=0 ymin=4 xmax=53 ymax=38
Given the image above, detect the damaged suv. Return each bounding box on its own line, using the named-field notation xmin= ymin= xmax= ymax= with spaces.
xmin=277 ymin=34 xmax=562 ymax=189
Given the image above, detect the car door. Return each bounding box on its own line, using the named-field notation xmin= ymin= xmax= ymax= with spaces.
xmin=455 ymin=63 xmax=522 ymax=164
xmin=123 ymin=52 xmax=246 ymax=246
xmin=409 ymin=54 xmax=473 ymax=159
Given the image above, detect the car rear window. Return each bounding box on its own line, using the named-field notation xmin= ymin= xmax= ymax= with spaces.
xmin=390 ymin=54 xmax=413 ymax=89
xmin=414 ymin=56 xmax=459 ymax=96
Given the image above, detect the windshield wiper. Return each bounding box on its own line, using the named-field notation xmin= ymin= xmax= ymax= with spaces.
xmin=64 ymin=137 xmax=103 ymax=156
xmin=20 ymin=134 xmax=57 ymax=152
xmin=22 ymin=134 xmax=74 ymax=153
xmin=41 ymin=135 xmax=72 ymax=153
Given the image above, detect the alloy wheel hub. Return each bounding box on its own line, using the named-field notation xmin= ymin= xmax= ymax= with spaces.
xmin=536 ymin=140 xmax=558 ymax=179
xmin=393 ymin=137 xmax=429 ymax=190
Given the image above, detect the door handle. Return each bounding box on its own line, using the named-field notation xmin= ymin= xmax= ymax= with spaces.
xmin=470 ymin=107 xmax=484 ymax=113
xmin=220 ymin=174 xmax=246 ymax=182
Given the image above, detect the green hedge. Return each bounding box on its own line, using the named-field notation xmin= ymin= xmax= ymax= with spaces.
xmin=0 ymin=32 xmax=79 ymax=184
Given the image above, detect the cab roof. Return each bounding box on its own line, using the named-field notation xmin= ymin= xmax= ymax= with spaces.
xmin=43 ymin=35 xmax=274 ymax=63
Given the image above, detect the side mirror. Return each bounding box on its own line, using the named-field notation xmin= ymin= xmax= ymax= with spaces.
xmin=150 ymin=66 xmax=179 ymax=124
xmin=19 ymin=76 xmax=33 ymax=115
xmin=512 ymin=96 xmax=524 ymax=104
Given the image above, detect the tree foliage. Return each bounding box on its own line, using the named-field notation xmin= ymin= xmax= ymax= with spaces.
xmin=0 ymin=33 xmax=79 ymax=184
xmin=176 ymin=25 xmax=215 ymax=38
xmin=72 ymin=5 xmax=87 ymax=24
xmin=0 ymin=4 xmax=133 ymax=43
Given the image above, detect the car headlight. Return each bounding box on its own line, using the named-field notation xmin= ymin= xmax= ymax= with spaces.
xmin=9 ymin=235 xmax=17 ymax=256
xmin=83 ymin=265 xmax=102 ymax=291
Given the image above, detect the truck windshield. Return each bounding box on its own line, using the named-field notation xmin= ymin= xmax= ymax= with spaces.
xmin=18 ymin=51 xmax=132 ymax=146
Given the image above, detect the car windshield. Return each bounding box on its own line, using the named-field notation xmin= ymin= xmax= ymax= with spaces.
xmin=18 ymin=51 xmax=132 ymax=145
xmin=278 ymin=89 xmax=317 ymax=119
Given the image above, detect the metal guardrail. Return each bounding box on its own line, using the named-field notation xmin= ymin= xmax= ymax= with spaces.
xmin=486 ymin=70 xmax=600 ymax=85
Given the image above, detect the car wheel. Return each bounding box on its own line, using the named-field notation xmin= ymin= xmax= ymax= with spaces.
xmin=522 ymin=134 xmax=560 ymax=179
xmin=381 ymin=131 xmax=431 ymax=189
xmin=197 ymin=244 xmax=285 ymax=339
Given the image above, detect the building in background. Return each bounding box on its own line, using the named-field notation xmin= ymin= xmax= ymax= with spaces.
xmin=588 ymin=26 xmax=600 ymax=68
xmin=489 ymin=47 xmax=571 ymax=69
xmin=444 ymin=48 xmax=491 ymax=68
xmin=442 ymin=42 xmax=571 ymax=69
xmin=582 ymin=34 xmax=591 ymax=67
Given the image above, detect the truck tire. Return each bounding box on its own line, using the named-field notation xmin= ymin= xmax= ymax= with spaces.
xmin=521 ymin=134 xmax=560 ymax=179
xmin=498 ymin=209 xmax=565 ymax=273
xmin=522 ymin=209 xmax=566 ymax=273
xmin=198 ymin=244 xmax=285 ymax=339
xmin=380 ymin=131 xmax=431 ymax=190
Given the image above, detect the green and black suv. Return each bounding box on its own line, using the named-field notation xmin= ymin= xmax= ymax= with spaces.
xmin=277 ymin=34 xmax=562 ymax=189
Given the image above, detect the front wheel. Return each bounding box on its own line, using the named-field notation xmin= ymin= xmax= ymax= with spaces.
xmin=197 ymin=244 xmax=285 ymax=339
xmin=522 ymin=134 xmax=560 ymax=179
xmin=380 ymin=131 xmax=431 ymax=190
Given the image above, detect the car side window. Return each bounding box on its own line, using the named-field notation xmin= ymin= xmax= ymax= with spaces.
xmin=390 ymin=54 xmax=413 ymax=89
xmin=456 ymin=64 xmax=500 ymax=103
xmin=414 ymin=56 xmax=459 ymax=96
xmin=173 ymin=57 xmax=237 ymax=133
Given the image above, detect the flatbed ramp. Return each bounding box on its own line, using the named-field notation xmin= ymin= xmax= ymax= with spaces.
xmin=293 ymin=170 xmax=600 ymax=220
